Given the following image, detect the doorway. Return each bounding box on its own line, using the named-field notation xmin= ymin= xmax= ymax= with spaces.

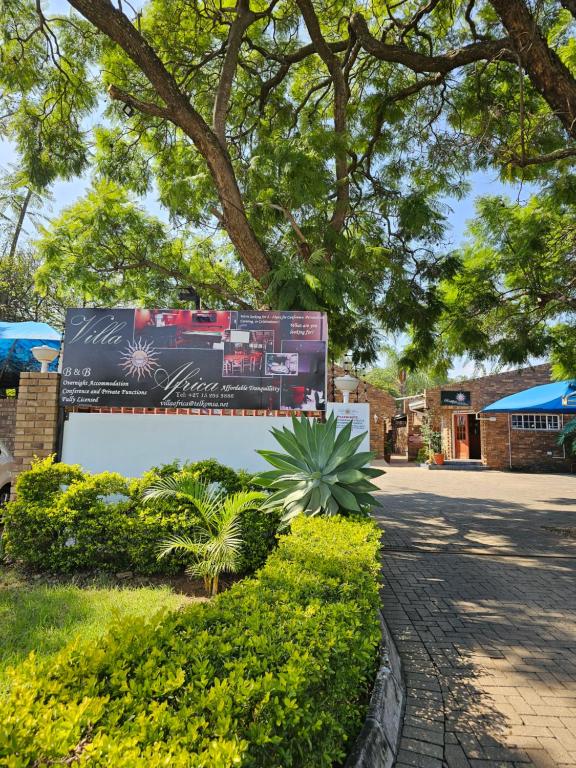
xmin=453 ymin=413 xmax=481 ymax=459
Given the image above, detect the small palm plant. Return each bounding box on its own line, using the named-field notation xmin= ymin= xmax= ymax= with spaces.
xmin=143 ymin=476 xmax=264 ymax=595
xmin=255 ymin=413 xmax=384 ymax=526
xmin=558 ymin=419 xmax=576 ymax=457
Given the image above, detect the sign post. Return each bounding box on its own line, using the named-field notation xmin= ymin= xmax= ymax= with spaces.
xmin=326 ymin=402 xmax=370 ymax=452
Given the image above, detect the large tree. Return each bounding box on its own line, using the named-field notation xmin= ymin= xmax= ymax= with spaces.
xmin=411 ymin=184 xmax=576 ymax=379
xmin=0 ymin=172 xmax=69 ymax=324
xmin=2 ymin=0 xmax=576 ymax=362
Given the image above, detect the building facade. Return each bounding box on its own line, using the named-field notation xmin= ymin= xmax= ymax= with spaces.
xmin=403 ymin=364 xmax=576 ymax=472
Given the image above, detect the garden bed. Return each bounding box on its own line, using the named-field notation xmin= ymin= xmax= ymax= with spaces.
xmin=0 ymin=515 xmax=381 ymax=767
xmin=0 ymin=567 xmax=192 ymax=691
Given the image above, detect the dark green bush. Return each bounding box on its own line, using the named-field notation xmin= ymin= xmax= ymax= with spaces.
xmin=142 ymin=458 xmax=245 ymax=493
xmin=2 ymin=458 xmax=280 ymax=576
xmin=3 ymin=463 xmax=132 ymax=572
xmin=0 ymin=516 xmax=381 ymax=767
xmin=237 ymin=505 xmax=282 ymax=574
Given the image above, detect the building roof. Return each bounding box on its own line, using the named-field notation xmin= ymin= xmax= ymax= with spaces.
xmin=0 ymin=321 xmax=61 ymax=388
xmin=482 ymin=381 xmax=576 ymax=414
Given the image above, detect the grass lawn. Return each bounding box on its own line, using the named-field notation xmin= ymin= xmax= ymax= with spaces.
xmin=0 ymin=568 xmax=191 ymax=689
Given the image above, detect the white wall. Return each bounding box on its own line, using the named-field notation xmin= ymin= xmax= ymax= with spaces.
xmin=61 ymin=413 xmax=292 ymax=476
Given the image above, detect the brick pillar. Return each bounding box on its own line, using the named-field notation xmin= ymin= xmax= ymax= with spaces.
xmin=0 ymin=398 xmax=17 ymax=454
xmin=12 ymin=372 xmax=61 ymax=494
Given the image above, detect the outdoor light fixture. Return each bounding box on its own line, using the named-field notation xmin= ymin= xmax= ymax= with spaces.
xmin=31 ymin=345 xmax=60 ymax=373
xmin=122 ymin=103 xmax=135 ymax=118
xmin=334 ymin=373 xmax=359 ymax=403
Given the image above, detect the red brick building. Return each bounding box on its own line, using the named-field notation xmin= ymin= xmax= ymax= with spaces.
xmin=403 ymin=364 xmax=576 ymax=472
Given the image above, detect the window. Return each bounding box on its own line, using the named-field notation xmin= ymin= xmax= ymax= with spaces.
xmin=511 ymin=414 xmax=560 ymax=431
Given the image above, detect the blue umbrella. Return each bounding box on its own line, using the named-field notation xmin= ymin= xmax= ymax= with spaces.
xmin=0 ymin=321 xmax=61 ymax=388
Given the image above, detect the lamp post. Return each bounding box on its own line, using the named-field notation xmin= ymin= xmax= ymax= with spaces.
xmin=30 ymin=345 xmax=60 ymax=373
xmin=334 ymin=373 xmax=359 ymax=403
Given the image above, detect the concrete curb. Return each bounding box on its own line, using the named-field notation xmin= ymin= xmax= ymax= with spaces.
xmin=345 ymin=610 xmax=406 ymax=768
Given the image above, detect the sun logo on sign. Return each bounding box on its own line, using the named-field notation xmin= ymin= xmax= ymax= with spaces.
xmin=119 ymin=339 xmax=160 ymax=380
xmin=455 ymin=392 xmax=467 ymax=403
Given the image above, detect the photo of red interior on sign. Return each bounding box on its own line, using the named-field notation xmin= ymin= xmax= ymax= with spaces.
xmin=60 ymin=309 xmax=328 ymax=410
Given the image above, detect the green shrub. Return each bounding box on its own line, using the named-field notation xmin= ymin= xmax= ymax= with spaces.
xmin=237 ymin=505 xmax=282 ymax=574
xmin=3 ymin=458 xmax=280 ymax=577
xmin=3 ymin=466 xmax=132 ymax=572
xmin=0 ymin=516 xmax=381 ymax=767
xmin=141 ymin=459 xmax=246 ymax=493
xmin=13 ymin=455 xmax=84 ymax=505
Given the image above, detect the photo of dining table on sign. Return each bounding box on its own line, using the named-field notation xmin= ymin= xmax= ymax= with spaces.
xmin=222 ymin=330 xmax=273 ymax=377
xmin=265 ymin=353 xmax=299 ymax=376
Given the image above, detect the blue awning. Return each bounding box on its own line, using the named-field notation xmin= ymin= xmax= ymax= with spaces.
xmin=0 ymin=321 xmax=61 ymax=387
xmin=482 ymin=381 xmax=576 ymax=414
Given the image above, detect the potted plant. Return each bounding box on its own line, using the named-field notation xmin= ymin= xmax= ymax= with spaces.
xmin=421 ymin=415 xmax=444 ymax=465
xmin=430 ymin=430 xmax=444 ymax=465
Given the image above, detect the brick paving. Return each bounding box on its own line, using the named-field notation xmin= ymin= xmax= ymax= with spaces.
xmin=373 ymin=465 xmax=576 ymax=768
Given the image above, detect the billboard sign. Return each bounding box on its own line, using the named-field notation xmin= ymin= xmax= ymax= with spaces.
xmin=60 ymin=309 xmax=328 ymax=410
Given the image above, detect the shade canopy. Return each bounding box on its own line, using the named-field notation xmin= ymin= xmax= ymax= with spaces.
xmin=0 ymin=321 xmax=61 ymax=388
xmin=482 ymin=381 xmax=576 ymax=414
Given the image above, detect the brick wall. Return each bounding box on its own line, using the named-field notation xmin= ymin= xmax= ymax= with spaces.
xmin=13 ymin=373 xmax=60 ymax=481
xmin=484 ymin=413 xmax=576 ymax=472
xmin=0 ymin=398 xmax=17 ymax=454
xmin=328 ymin=365 xmax=397 ymax=457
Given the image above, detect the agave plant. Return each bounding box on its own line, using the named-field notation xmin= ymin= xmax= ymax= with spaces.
xmin=143 ymin=476 xmax=264 ymax=595
xmin=255 ymin=414 xmax=384 ymax=525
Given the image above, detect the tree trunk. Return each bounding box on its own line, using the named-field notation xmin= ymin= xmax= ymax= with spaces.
xmin=9 ymin=188 xmax=32 ymax=260
xmin=489 ymin=0 xmax=576 ymax=140
xmin=67 ymin=0 xmax=271 ymax=282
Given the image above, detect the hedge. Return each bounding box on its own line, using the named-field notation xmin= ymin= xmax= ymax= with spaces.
xmin=1 ymin=457 xmax=280 ymax=576
xmin=0 ymin=516 xmax=381 ymax=767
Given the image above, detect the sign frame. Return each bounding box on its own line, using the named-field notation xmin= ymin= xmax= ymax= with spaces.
xmin=60 ymin=308 xmax=328 ymax=412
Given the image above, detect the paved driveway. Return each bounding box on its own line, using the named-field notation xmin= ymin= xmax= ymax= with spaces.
xmin=373 ymin=465 xmax=576 ymax=768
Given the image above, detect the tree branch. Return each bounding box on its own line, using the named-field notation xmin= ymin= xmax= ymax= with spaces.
xmin=212 ymin=0 xmax=255 ymax=145
xmin=350 ymin=12 xmax=514 ymax=73
xmin=67 ymin=0 xmax=271 ymax=281
xmin=489 ymin=0 xmax=576 ymax=139
xmin=107 ymin=84 xmax=170 ymax=118
xmin=507 ymin=146 xmax=576 ymax=167
xmin=296 ymin=0 xmax=349 ymax=233
xmin=8 ymin=188 xmax=33 ymax=260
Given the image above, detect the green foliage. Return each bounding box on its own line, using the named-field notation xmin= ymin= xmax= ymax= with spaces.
xmin=0 ymin=516 xmax=381 ymax=767
xmin=0 ymin=570 xmax=187 ymax=690
xmin=146 ymin=477 xmax=265 ymax=594
xmin=415 ymin=447 xmax=429 ymax=464
xmin=34 ymin=180 xmax=260 ymax=310
xmin=364 ymin=344 xmax=451 ymax=397
xmin=558 ymin=418 xmax=576 ymax=457
xmin=3 ymin=0 xmax=576 ymax=366
xmin=412 ymin=187 xmax=576 ymax=375
xmin=256 ymin=415 xmax=383 ymax=524
xmin=420 ymin=415 xmax=442 ymax=458
xmin=2 ymin=458 xmax=279 ymax=577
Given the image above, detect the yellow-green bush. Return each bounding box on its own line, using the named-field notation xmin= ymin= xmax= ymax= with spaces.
xmin=0 ymin=516 xmax=381 ymax=767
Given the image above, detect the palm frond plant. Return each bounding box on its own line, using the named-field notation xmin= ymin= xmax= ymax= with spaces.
xmin=558 ymin=418 xmax=576 ymax=457
xmin=143 ymin=477 xmax=264 ymax=595
xmin=255 ymin=414 xmax=384 ymax=526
